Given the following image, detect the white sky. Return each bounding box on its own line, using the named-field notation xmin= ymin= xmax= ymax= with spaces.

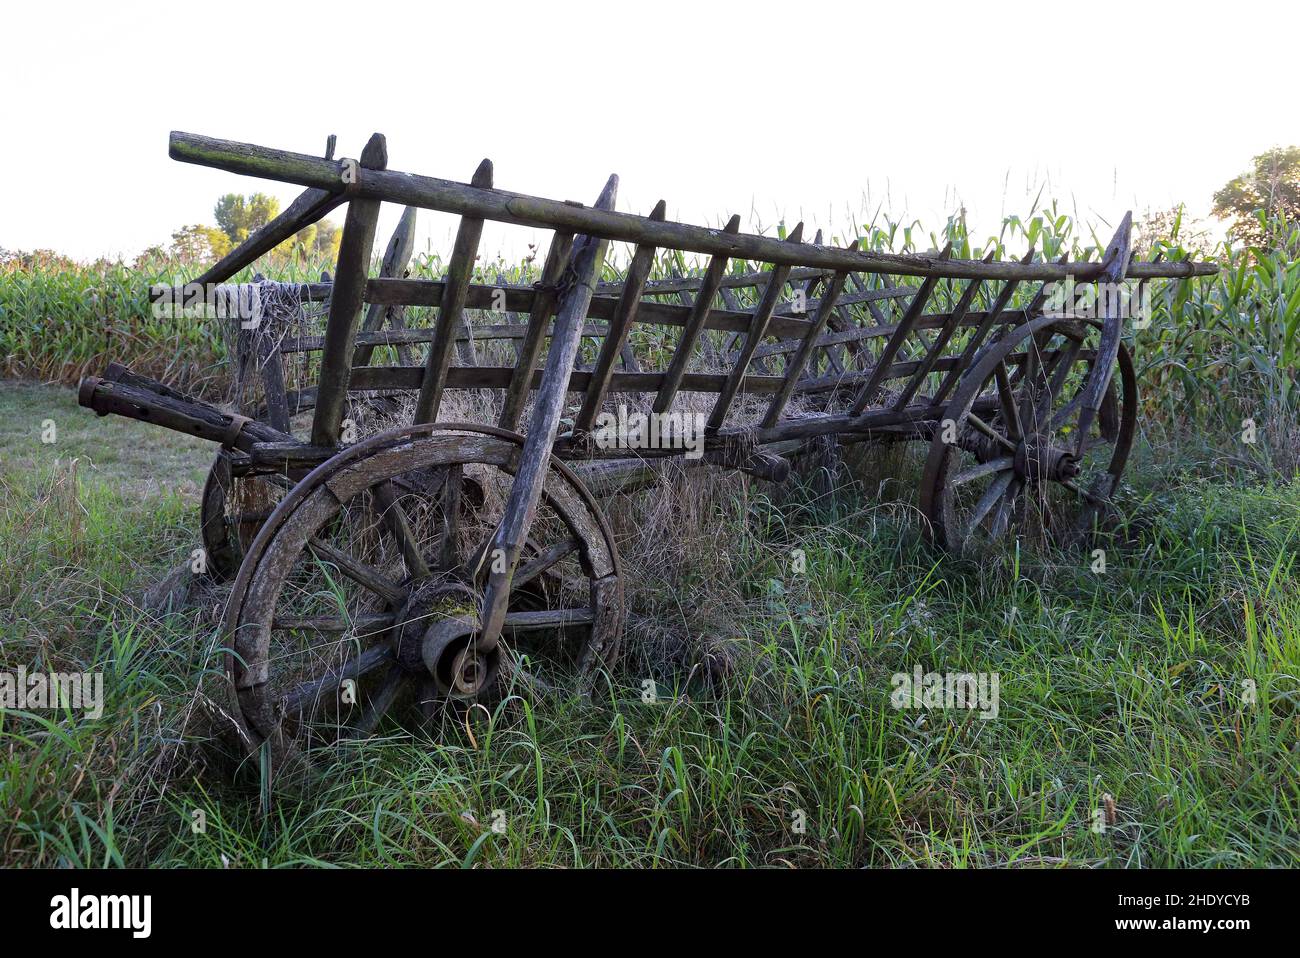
xmin=3 ymin=0 xmax=1296 ymax=263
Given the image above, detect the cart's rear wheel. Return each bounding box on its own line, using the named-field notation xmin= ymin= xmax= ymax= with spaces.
xmin=200 ymin=453 xmax=287 ymax=581
xmin=221 ymin=423 xmax=621 ymax=775
xmin=199 ymin=450 xmax=485 ymax=582
xmin=920 ymin=316 xmax=1136 ymax=555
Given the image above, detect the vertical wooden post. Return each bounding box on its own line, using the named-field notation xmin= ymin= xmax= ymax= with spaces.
xmin=310 ymin=133 xmax=387 ymax=447
xmin=477 ymin=176 xmax=619 ymax=652
xmin=413 ymin=160 xmax=492 ymax=425
xmin=353 ymin=205 xmax=418 ymax=367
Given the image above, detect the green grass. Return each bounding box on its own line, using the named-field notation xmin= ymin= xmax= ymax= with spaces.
xmin=2 ymin=382 xmax=1296 ymax=867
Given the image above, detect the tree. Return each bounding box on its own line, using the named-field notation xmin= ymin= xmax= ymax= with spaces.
xmin=213 ymin=192 xmax=281 ymax=245
xmin=1212 ymin=146 xmax=1300 ymax=247
xmin=211 ymin=191 xmax=341 ymax=263
xmin=273 ymin=217 xmax=342 ymax=262
xmin=169 ymin=224 xmax=232 ymax=264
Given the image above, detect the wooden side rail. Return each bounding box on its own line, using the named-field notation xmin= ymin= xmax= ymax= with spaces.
xmin=168 ymin=131 xmax=1217 ymax=282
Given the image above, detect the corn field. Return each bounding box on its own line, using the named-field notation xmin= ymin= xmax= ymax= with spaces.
xmin=3 ymin=208 xmax=1296 ymax=469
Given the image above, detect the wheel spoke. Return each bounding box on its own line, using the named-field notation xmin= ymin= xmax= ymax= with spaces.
xmin=272 ymin=612 xmax=395 ymax=634
xmin=348 ymin=663 xmax=408 ymax=737
xmin=513 ymin=538 xmax=579 ymax=590
xmin=372 ymin=481 xmax=431 ymax=580
xmin=966 ymin=413 xmax=1017 ymax=453
xmin=1031 ymin=342 xmax=1081 ymax=432
xmin=1048 ymin=388 xmax=1087 ymax=434
xmin=994 ymin=361 xmax=1023 ymax=440
xmin=987 ymin=477 xmax=1021 ymax=539
xmin=963 ymin=470 xmax=1014 ymax=539
xmin=435 ymin=464 xmax=463 ymax=572
xmin=951 ymin=456 xmax=1014 ymax=487
xmin=1060 ymin=476 xmax=1105 ymax=506
xmin=308 ymin=538 xmax=406 ymax=606
xmin=281 ymin=644 xmax=394 ymax=714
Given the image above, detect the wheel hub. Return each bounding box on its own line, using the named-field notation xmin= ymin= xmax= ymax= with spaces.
xmin=392 ymin=579 xmax=477 ymax=670
xmin=1014 ymin=438 xmax=1079 ymax=483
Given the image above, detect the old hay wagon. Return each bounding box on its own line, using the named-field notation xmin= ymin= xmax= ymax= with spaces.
xmin=77 ymin=131 xmax=1215 ymax=773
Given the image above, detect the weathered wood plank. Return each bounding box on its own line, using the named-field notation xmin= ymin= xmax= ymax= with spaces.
xmin=364 ymin=278 xmax=818 ymax=339
xmin=707 ymin=224 xmax=804 ymax=431
xmin=499 ymin=230 xmax=576 ymax=431
xmin=350 ymin=363 xmax=787 ymax=395
xmin=575 ymin=200 xmax=665 ymax=434
xmin=652 ymin=215 xmax=741 ymax=413
xmin=762 ymin=264 xmax=849 ymax=428
xmin=849 ymin=244 xmax=952 ymax=415
xmin=413 ymin=159 xmax=492 ymax=424
xmin=310 ymin=133 xmax=387 ymax=447
xmin=168 ymin=131 xmax=1218 ymax=280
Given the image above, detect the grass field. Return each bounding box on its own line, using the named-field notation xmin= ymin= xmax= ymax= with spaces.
xmin=2 ymin=380 xmax=1297 ymax=867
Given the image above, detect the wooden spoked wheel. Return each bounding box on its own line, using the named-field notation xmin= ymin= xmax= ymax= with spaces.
xmin=920 ymin=316 xmax=1137 ymax=554
xmin=201 ymin=453 xmax=288 ymax=581
xmin=221 ymin=423 xmax=622 ymax=771
xmin=201 ymin=399 xmax=417 ymax=581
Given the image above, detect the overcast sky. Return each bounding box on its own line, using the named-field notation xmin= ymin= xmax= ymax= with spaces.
xmin=3 ymin=0 xmax=1296 ymax=263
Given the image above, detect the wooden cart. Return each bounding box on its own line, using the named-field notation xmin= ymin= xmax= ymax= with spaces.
xmin=77 ymin=131 xmax=1216 ymax=770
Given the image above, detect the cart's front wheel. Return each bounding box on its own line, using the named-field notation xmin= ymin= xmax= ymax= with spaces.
xmin=220 ymin=423 xmax=622 ymax=774
xmin=919 ymin=316 xmax=1136 ymax=555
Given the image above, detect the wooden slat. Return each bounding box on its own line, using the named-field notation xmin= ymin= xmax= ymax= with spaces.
xmin=575 ymin=200 xmax=666 ymax=434
xmin=791 ymin=230 xmax=842 ymax=375
xmin=930 ymin=248 xmax=1050 ymax=405
xmin=761 ymin=265 xmax=849 ymax=428
xmin=718 ymin=284 xmax=777 ymax=375
xmin=413 ymin=159 xmax=492 ymax=424
xmin=707 ymin=224 xmax=803 ymax=430
xmin=349 ymin=364 xmax=787 ymax=395
xmin=364 ymin=278 xmax=818 ymax=339
xmin=849 ymin=243 xmax=952 ymax=416
xmin=598 ymin=264 xmax=830 ymax=297
xmin=353 ymin=205 xmax=418 ymax=367
xmin=498 ymin=230 xmax=576 ymax=430
xmin=929 ymin=249 xmax=1042 ymax=407
xmin=892 ymin=251 xmax=993 ymax=410
xmin=651 ymin=215 xmax=741 ymax=414
xmin=281 ymin=306 xmax=1030 ymax=357
xmin=310 ymin=133 xmax=387 ymax=447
